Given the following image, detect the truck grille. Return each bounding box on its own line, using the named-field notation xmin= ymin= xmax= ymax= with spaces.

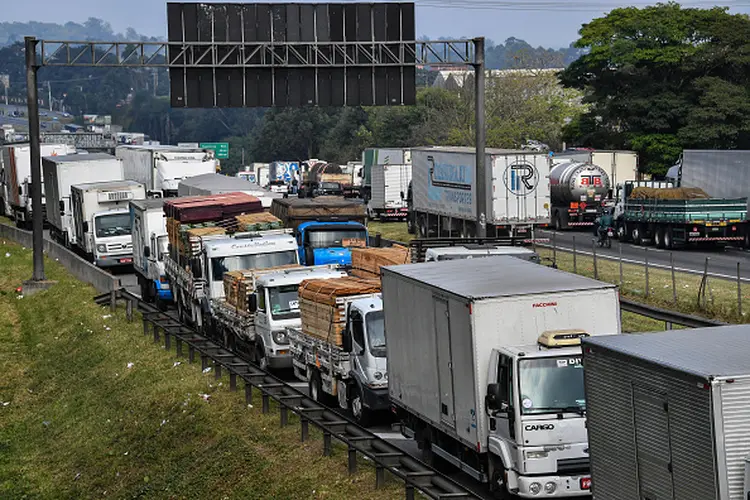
xmin=557 ymin=457 xmax=589 ymax=475
xmin=107 ymin=242 xmax=132 ymax=252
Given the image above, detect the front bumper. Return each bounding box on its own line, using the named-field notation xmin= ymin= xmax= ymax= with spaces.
xmin=513 ymin=473 xmax=591 ymax=498
xmin=95 ymin=254 xmax=134 ymax=268
xmin=267 ymin=353 xmax=293 ymax=370
xmin=361 ymin=386 xmax=390 ymax=411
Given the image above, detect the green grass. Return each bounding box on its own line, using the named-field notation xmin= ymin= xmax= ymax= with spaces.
xmin=0 ymin=240 xmax=400 ymax=499
xmin=367 ymin=222 xmax=411 ymax=244
xmin=538 ymin=247 xmax=749 ymax=325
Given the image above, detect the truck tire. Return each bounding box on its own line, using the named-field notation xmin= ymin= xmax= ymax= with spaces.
xmin=308 ymin=371 xmax=332 ymax=406
xmin=632 ymin=226 xmax=643 ymax=246
xmin=406 ymin=214 xmax=416 ymax=234
xmin=255 ymin=343 xmax=268 ymax=371
xmin=349 ymin=384 xmax=372 ymax=427
xmin=554 ymin=212 xmax=563 ymax=231
xmin=744 ymin=231 xmax=749 ymax=249
xmin=654 ymin=227 xmax=665 ymax=249
xmin=664 ymin=227 xmax=674 ymax=250
xmin=617 ymin=222 xmax=628 ymax=242
xmin=418 ymin=215 xmax=429 ymax=238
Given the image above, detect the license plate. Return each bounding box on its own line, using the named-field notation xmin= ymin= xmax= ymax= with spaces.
xmin=120 ymin=258 xmax=133 ymax=264
xmin=580 ymin=477 xmax=591 ymax=490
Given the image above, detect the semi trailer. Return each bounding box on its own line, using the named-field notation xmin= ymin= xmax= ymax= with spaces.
xmin=409 ymin=147 xmax=550 ymax=239
xmin=549 ymin=160 xmax=611 ymax=230
xmin=383 ymin=256 xmax=621 ymax=498
xmin=368 ymin=163 xmax=412 ymax=220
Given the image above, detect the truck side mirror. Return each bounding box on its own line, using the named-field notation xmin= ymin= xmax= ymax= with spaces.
xmin=400 ymin=191 xmax=405 ymax=200
xmin=189 ymin=258 xmax=202 ymax=279
xmin=248 ymin=294 xmax=258 ymax=313
xmin=486 ymin=383 xmax=502 ymax=411
xmin=82 ymin=221 xmax=89 ymax=233
xmin=143 ymin=246 xmax=151 ymax=258
xmin=304 ymin=245 xmax=315 ymax=265
xmin=59 ymin=200 xmax=64 ymax=214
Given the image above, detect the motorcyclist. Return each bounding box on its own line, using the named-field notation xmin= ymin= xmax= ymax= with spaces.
xmin=594 ymin=207 xmax=615 ymax=242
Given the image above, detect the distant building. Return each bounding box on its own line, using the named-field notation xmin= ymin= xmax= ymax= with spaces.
xmin=432 ymin=68 xmax=564 ymax=91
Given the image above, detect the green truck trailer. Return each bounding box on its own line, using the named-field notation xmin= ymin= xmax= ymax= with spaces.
xmin=617 ymin=184 xmax=748 ymax=248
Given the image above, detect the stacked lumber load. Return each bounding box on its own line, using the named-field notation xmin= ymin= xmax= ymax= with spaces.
xmin=235 ymin=212 xmax=283 ymax=232
xmin=164 ymin=192 xmax=264 ymax=258
xmin=351 ymin=245 xmax=410 ymax=279
xmin=299 ymin=277 xmax=381 ymax=347
xmin=223 ymin=264 xmax=301 ymax=310
xmin=629 ymin=187 xmax=710 ymax=200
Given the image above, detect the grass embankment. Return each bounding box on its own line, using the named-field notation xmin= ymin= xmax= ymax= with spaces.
xmin=368 ymin=222 xmax=411 ymax=244
xmin=0 ymin=240 xmax=399 ymax=499
xmin=536 ymin=247 xmax=749 ymax=325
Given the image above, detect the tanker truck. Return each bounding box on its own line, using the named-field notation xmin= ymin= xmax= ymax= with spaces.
xmin=549 ymin=160 xmax=612 ymax=230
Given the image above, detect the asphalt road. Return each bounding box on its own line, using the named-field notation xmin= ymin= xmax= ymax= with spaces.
xmin=538 ymin=229 xmax=750 ymax=282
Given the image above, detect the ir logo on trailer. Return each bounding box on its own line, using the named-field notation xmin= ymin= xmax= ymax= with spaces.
xmin=504 ymin=162 xmax=539 ymax=196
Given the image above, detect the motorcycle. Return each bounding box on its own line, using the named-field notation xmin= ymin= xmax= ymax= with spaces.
xmin=598 ymin=227 xmax=614 ymax=248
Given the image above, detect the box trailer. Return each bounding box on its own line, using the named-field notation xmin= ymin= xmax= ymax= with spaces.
xmin=368 ymin=164 xmax=412 ymax=220
xmin=410 ymin=147 xmax=550 ymax=239
xmin=0 ymin=143 xmax=76 ymax=226
xmin=115 ymin=144 xmax=217 ymax=197
xmin=583 ymin=325 xmax=750 ymax=500
xmin=383 ymin=257 xmax=621 ymax=497
xmin=71 ymin=180 xmax=146 ymax=267
xmin=42 ymin=153 xmax=124 ymax=247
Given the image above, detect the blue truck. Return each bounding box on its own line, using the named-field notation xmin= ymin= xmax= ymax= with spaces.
xmin=270 ymin=197 xmax=368 ymax=266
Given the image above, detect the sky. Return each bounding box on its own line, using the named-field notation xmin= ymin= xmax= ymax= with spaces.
xmin=4 ymin=0 xmax=750 ymax=48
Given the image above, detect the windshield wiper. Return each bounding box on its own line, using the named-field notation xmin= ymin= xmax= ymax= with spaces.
xmin=528 ymin=406 xmax=586 ymax=416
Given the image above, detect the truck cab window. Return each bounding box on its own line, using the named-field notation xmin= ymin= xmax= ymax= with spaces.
xmin=498 ymin=354 xmax=513 ymax=406
xmin=350 ymin=309 xmax=365 ymax=354
xmin=256 ymin=286 xmax=266 ymax=313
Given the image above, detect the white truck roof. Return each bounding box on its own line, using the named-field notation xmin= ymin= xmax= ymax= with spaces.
xmin=129 ymin=198 xmax=166 ymax=211
xmin=383 ymin=256 xmax=615 ymax=300
xmin=256 ymin=266 xmax=347 ymax=287
xmin=205 ymin=232 xmax=297 ymax=256
xmin=44 ymin=152 xmax=114 ymax=163
xmin=426 ymin=246 xmax=537 ymax=258
xmin=72 ymin=179 xmax=143 ymax=191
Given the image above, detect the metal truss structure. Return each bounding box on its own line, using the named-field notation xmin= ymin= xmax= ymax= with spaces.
xmin=35 ymin=39 xmax=476 ymax=68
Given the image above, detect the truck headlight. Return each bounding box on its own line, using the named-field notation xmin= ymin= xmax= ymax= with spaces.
xmin=525 ymin=450 xmax=548 ymax=459
xmin=272 ymin=331 xmax=288 ymax=345
xmin=544 ymin=482 xmax=557 ymax=494
xmin=96 ymin=244 xmax=107 ymax=253
xmin=528 ymin=482 xmax=542 ymax=495
xmin=373 ymin=371 xmax=383 ymax=380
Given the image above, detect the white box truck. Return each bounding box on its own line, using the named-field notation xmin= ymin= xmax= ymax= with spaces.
xmin=177 ymin=173 xmax=282 ymax=209
xmin=130 ymin=198 xmax=172 ymax=304
xmin=383 ymin=257 xmax=621 ymax=498
xmin=410 ymin=147 xmax=550 ymax=239
xmin=42 ymin=153 xmax=125 ymax=247
xmin=115 ymin=144 xmax=218 ymax=197
xmin=368 ymin=163 xmax=412 ymax=220
xmin=70 ymin=180 xmax=146 ymax=267
xmin=583 ymin=325 xmax=750 ymax=500
xmin=0 ymin=143 xmax=76 ymax=226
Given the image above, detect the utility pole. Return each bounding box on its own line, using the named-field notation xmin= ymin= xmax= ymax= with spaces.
xmin=473 ymin=37 xmax=487 ymax=238
xmin=24 ymin=36 xmax=51 ymax=292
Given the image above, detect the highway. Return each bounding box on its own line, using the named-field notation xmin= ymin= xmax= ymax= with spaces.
xmin=538 ymin=229 xmax=750 ymax=282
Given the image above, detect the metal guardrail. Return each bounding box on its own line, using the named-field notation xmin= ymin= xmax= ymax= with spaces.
xmin=97 ymin=288 xmax=478 ymax=500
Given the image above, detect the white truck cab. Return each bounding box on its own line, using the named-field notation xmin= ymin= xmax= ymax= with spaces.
xmin=486 ymin=332 xmax=592 ymax=497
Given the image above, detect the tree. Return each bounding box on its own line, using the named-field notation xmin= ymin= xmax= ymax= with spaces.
xmin=560 ymin=3 xmax=750 ymax=175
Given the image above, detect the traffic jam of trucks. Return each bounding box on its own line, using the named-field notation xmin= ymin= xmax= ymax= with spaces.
xmin=8 ymin=138 xmax=750 ymax=498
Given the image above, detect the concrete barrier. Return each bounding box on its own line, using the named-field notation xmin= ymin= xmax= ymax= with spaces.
xmin=0 ymin=223 xmax=120 ymax=293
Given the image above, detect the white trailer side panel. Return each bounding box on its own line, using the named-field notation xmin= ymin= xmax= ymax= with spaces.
xmin=716 ymin=377 xmax=750 ymax=500
xmin=490 ymin=153 xmax=550 ymax=225
xmin=591 ymin=151 xmax=638 ymax=186
xmin=411 ymin=149 xmax=478 ymax=220
xmin=370 ymin=164 xmax=412 ymax=210
xmin=680 ymin=150 xmax=750 ymax=211
xmin=116 ymin=147 xmax=153 ymax=187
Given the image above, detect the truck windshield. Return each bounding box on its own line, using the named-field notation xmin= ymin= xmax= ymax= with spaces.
xmin=518 ymin=357 xmax=586 ymax=415
xmin=268 ymin=285 xmax=300 ymax=320
xmin=306 ymin=229 xmax=367 ymax=249
xmin=366 ymin=310 xmax=386 ymax=358
xmin=156 ymin=235 xmax=169 ymax=262
xmin=211 ymin=250 xmax=298 ymax=282
xmin=95 ymin=213 xmax=132 ymax=238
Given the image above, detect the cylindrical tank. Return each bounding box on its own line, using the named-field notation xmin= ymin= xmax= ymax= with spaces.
xmin=549 ymin=161 xmax=611 ymax=204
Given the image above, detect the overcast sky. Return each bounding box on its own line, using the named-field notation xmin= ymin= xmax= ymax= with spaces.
xmin=4 ymin=1 xmax=750 ymax=48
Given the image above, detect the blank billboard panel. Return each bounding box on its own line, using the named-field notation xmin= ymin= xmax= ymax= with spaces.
xmin=167 ymin=2 xmax=416 ymax=108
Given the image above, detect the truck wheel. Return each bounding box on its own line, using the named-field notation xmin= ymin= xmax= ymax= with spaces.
xmin=554 ymin=213 xmax=562 ymax=231
xmin=350 ymin=385 xmax=372 ymax=427
xmin=406 ymin=215 xmax=415 ymax=234
xmin=654 ymin=228 xmax=665 ymax=249
xmin=745 ymin=231 xmax=749 ymax=249
xmin=632 ymin=226 xmax=643 ymax=246
xmin=308 ymin=371 xmax=330 ymax=406
xmin=418 ymin=215 xmax=428 ymax=238
xmin=255 ymin=344 xmax=268 ymax=371
xmin=664 ymin=227 xmax=674 ymax=250
xmin=617 ymin=222 xmax=628 ymax=242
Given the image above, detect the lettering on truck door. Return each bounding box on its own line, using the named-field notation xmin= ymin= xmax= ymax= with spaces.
xmin=434 ymin=297 xmax=456 ymax=428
